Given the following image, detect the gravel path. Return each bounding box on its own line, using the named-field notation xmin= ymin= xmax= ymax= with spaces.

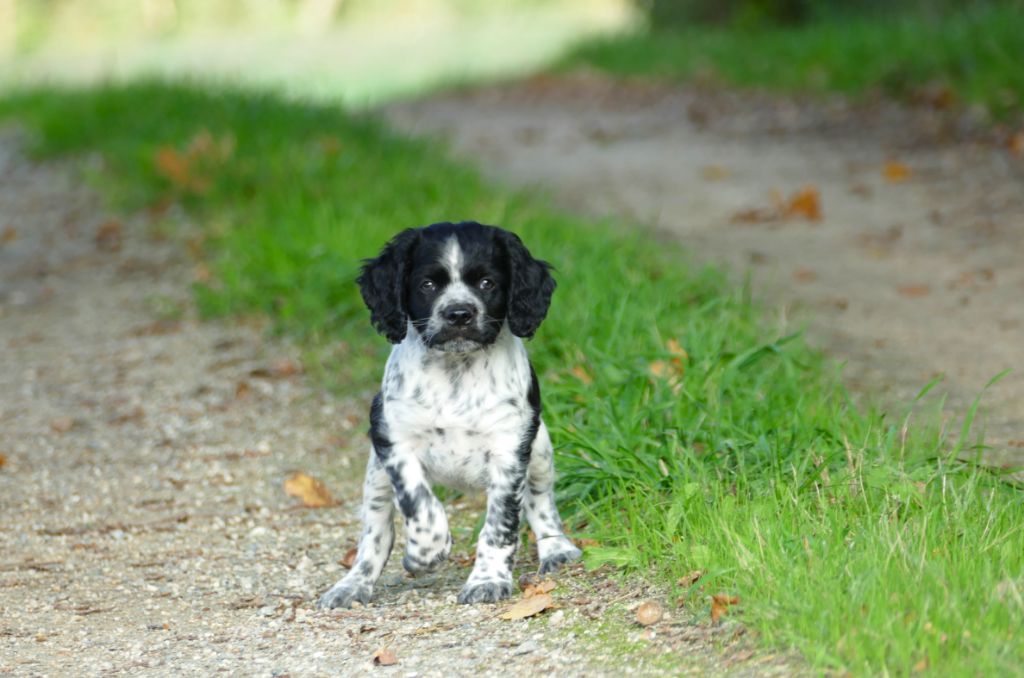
xmin=0 ymin=134 xmax=794 ymax=676
xmin=385 ymin=75 xmax=1024 ymax=465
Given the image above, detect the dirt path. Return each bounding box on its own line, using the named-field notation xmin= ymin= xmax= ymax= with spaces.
xmin=385 ymin=75 xmax=1024 ymax=463
xmin=0 ymin=134 xmax=795 ymax=676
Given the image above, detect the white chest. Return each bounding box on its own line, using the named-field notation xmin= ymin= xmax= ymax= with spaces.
xmin=379 ymin=330 xmax=533 ymax=489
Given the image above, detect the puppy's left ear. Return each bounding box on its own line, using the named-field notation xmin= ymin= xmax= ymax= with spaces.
xmin=497 ymin=230 xmax=556 ymax=339
xmin=357 ymin=229 xmax=419 ymax=343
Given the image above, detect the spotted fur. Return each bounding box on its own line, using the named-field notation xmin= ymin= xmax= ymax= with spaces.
xmin=317 ymin=222 xmax=581 ymax=609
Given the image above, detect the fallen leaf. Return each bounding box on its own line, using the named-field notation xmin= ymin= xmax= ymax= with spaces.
xmin=912 ymin=658 xmax=930 ymax=673
xmin=340 ymin=547 xmax=358 ymax=569
xmin=250 ymin=359 xmax=302 ymax=379
xmin=1 ymin=226 xmax=16 ymax=244
xmin=50 ymin=417 xmax=74 ymax=433
xmin=95 ymin=220 xmax=123 ymax=252
xmin=1009 ymin=130 xmax=1024 ymax=157
xmin=649 ymin=360 xmax=672 ymax=378
xmin=678 ymin=570 xmax=704 ymax=587
xmin=273 ymin=358 xmax=301 ymax=377
xmin=793 ymin=268 xmax=818 ymax=283
xmin=570 ymin=365 xmax=592 ymax=385
xmin=109 ymin=406 xmax=145 ymax=425
xmin=523 ymin=580 xmax=556 ymax=598
xmin=154 ymin=146 xmax=193 ymax=189
xmin=451 ymin=552 xmax=476 ymax=567
xmin=575 ymin=538 xmax=599 ymax=549
xmin=898 ymin=284 xmax=931 ymax=298
xmin=234 ymin=380 xmax=253 ymax=399
xmin=499 ymin=592 xmax=553 ymax=620
xmin=731 ymin=207 xmax=777 ymax=225
xmin=666 ymin=338 xmax=687 ymax=360
xmin=784 ymin=186 xmax=822 ymax=221
xmin=884 ymin=161 xmax=912 ymax=183
xmin=635 ymin=601 xmax=663 ymax=626
xmin=0 ymin=453 xmax=7 ymax=468
xmin=711 ymin=594 xmax=740 ymax=623
xmin=283 ymin=472 xmax=335 ymax=508
xmin=371 ymin=647 xmax=398 ymax=666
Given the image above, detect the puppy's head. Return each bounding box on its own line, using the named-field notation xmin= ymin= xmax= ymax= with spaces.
xmin=357 ymin=222 xmax=555 ymax=351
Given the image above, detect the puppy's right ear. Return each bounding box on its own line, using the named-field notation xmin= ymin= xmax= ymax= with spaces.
xmin=357 ymin=229 xmax=419 ymax=343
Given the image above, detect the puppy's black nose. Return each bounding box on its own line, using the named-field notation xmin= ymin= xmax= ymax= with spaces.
xmin=443 ymin=305 xmax=476 ymax=327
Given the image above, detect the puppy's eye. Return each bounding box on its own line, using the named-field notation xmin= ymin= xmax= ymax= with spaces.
xmin=420 ymin=280 xmax=437 ymax=293
xmin=477 ymin=278 xmax=495 ymax=291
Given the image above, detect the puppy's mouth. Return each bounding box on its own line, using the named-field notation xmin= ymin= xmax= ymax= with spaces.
xmin=436 ymin=337 xmax=483 ymax=353
xmin=420 ymin=324 xmax=491 ymax=353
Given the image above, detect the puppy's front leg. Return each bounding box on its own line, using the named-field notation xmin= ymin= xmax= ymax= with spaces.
xmin=382 ymin=440 xmax=453 ymax=575
xmin=458 ymin=435 xmax=528 ymax=604
xmin=318 ymin=452 xmax=395 ymax=609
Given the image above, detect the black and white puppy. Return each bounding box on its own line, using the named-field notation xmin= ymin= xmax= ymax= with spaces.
xmin=318 ymin=221 xmax=581 ymax=608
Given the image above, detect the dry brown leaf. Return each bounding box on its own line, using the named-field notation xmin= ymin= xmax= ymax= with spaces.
xmin=884 ymin=161 xmax=912 ymax=183
xmin=635 ymin=601 xmax=663 ymax=626
xmin=95 ymin=220 xmax=123 ymax=252
xmin=649 ymin=360 xmax=672 ymax=379
xmin=109 ymin=406 xmax=145 ymax=425
xmin=499 ymin=592 xmax=553 ymax=620
xmin=193 ymin=263 xmax=212 ymax=284
xmin=1009 ymin=131 xmax=1024 ymax=157
xmin=272 ymin=358 xmax=302 ymax=377
xmin=283 ymin=472 xmax=335 ymax=508
xmin=678 ymin=570 xmax=704 ymax=587
xmin=731 ymin=207 xmax=777 ymax=225
xmin=1 ymin=226 xmax=16 ymax=244
xmin=575 ymin=538 xmax=599 ymax=549
xmin=898 ymin=284 xmax=931 ymax=298
xmin=912 ymin=658 xmax=930 ymax=673
xmin=234 ymin=380 xmax=253 ymax=400
xmin=451 ymin=552 xmax=476 ymax=567
xmin=340 ymin=547 xmax=358 ymax=569
xmin=666 ymin=338 xmax=688 ymax=360
xmin=570 ymin=365 xmax=593 ymax=385
xmin=793 ymin=268 xmax=818 ymax=283
xmin=784 ymin=186 xmax=822 ymax=221
xmin=154 ymin=146 xmax=192 ymax=188
xmin=50 ymin=417 xmax=74 ymax=433
xmin=711 ymin=594 xmax=740 ymax=623
xmin=0 ymin=453 xmax=7 ymax=468
xmin=372 ymin=647 xmax=398 ymax=666
xmin=523 ymin=580 xmax=556 ymax=598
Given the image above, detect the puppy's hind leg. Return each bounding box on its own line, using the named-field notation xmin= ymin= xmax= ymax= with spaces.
xmin=317 ymin=452 xmax=395 ymax=609
xmin=524 ymin=421 xmax=582 ymax=574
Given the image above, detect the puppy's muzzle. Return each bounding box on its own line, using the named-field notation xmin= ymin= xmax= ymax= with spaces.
xmin=442 ymin=304 xmax=477 ymax=328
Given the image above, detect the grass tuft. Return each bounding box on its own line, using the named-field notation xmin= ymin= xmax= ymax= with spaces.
xmin=563 ymin=4 xmax=1024 ymax=119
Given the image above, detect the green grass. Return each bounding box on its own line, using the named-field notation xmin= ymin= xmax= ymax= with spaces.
xmin=563 ymin=4 xmax=1024 ymax=118
xmin=2 ymin=83 xmax=1022 ymax=675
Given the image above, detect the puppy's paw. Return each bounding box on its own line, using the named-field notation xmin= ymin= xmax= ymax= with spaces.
xmin=402 ymin=532 xmax=452 ymax=575
xmin=317 ymin=580 xmax=373 ymax=609
xmin=457 ymin=579 xmax=513 ymax=604
xmin=538 ymin=542 xmax=582 ymax=575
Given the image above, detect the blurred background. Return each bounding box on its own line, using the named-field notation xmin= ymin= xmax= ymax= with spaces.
xmin=2 ymin=0 xmax=1021 ymax=112
xmin=0 ymin=0 xmax=633 ymax=104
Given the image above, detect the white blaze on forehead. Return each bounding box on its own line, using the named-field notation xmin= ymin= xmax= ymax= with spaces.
xmin=443 ymin=236 xmax=463 ymax=282
xmin=430 ymin=235 xmax=483 ymax=329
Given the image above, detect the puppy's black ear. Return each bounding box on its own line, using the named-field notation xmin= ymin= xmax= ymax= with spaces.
xmin=357 ymin=229 xmax=419 ymax=343
xmin=497 ymin=230 xmax=555 ymax=339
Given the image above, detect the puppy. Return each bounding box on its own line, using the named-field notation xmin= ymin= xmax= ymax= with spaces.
xmin=318 ymin=221 xmax=581 ymax=608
